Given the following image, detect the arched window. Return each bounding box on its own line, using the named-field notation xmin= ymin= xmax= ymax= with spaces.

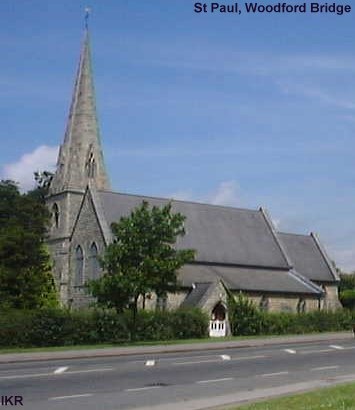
xmin=75 ymin=245 xmax=84 ymax=286
xmin=259 ymin=296 xmax=269 ymax=312
xmin=297 ymin=298 xmax=306 ymax=314
xmin=89 ymin=242 xmax=99 ymax=280
xmin=52 ymin=203 xmax=59 ymax=228
xmin=156 ymin=294 xmax=167 ymax=311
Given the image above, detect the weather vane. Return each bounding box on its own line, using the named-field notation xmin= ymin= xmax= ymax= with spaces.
xmin=84 ymin=7 xmax=91 ymax=29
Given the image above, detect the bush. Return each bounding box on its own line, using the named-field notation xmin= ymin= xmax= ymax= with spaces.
xmin=229 ymin=293 xmax=263 ymax=335
xmin=0 ymin=307 xmax=208 ymax=348
xmin=0 ymin=309 xmax=34 ymax=347
xmin=340 ymin=290 xmax=355 ymax=309
xmin=229 ymin=307 xmax=354 ymax=337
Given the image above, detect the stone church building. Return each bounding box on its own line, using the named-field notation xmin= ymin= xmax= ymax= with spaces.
xmin=47 ymin=29 xmax=341 ymax=336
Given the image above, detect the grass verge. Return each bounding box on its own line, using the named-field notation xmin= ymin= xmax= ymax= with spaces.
xmin=0 ymin=335 xmax=257 ymax=354
xmin=230 ymin=382 xmax=355 ymax=410
xmin=0 ymin=331 xmax=348 ymax=355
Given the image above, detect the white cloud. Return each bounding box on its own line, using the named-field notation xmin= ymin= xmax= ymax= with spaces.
xmin=278 ymin=81 xmax=355 ymax=111
xmin=209 ymin=181 xmax=242 ymax=207
xmin=169 ymin=180 xmax=243 ymax=208
xmin=2 ymin=145 xmax=58 ymax=192
xmin=272 ymin=218 xmax=281 ymax=230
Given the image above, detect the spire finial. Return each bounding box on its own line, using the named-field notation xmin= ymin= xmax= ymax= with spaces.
xmin=84 ymin=7 xmax=91 ymax=30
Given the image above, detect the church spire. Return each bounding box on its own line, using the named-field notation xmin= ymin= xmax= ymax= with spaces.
xmin=50 ymin=23 xmax=110 ymax=194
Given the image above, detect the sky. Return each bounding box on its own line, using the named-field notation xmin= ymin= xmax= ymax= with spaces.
xmin=0 ymin=1 xmax=354 ymax=271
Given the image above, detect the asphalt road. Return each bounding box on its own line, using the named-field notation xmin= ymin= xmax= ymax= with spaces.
xmin=2 ymin=337 xmax=355 ymax=409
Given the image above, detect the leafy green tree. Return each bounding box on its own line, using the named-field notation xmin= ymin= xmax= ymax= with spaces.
xmin=27 ymin=171 xmax=54 ymax=204
xmin=339 ymin=272 xmax=355 ymax=293
xmin=339 ymin=272 xmax=355 ymax=309
xmin=0 ymin=180 xmax=58 ymax=309
xmin=88 ymin=201 xmax=195 ymax=333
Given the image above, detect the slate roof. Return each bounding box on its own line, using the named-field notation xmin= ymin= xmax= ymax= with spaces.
xmin=181 ymin=283 xmax=213 ymax=307
xmin=178 ymin=264 xmax=322 ymax=295
xmin=98 ymin=190 xmax=289 ymax=269
xmin=278 ymin=233 xmax=338 ymax=283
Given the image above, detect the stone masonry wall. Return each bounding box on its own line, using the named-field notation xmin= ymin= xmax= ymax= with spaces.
xmin=235 ymin=292 xmax=320 ymax=313
xmin=69 ymin=191 xmax=106 ymax=309
xmin=323 ymin=284 xmax=342 ymax=310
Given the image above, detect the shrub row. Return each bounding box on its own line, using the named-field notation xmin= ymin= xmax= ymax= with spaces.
xmin=230 ymin=308 xmax=355 ymax=336
xmin=1 ymin=306 xmax=353 ymax=348
xmin=0 ymin=308 xmax=209 ymax=348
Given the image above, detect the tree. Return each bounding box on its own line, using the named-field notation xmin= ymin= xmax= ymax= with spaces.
xmin=30 ymin=171 xmax=54 ymax=203
xmin=339 ymin=272 xmax=355 ymax=309
xmin=88 ymin=201 xmax=195 ymax=326
xmin=0 ymin=180 xmax=58 ymax=309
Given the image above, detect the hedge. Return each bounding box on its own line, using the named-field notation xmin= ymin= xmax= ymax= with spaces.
xmin=1 ymin=306 xmax=354 ymax=348
xmin=0 ymin=307 xmax=209 ymax=348
xmin=229 ymin=308 xmax=355 ymax=337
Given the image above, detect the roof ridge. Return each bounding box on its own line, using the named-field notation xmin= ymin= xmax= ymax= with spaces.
xmin=259 ymin=207 xmax=292 ymax=269
xmin=98 ymin=189 xmax=259 ymax=213
xmin=310 ymin=232 xmax=340 ymax=281
xmin=278 ymin=231 xmax=310 ymax=238
xmin=289 ymin=269 xmax=324 ymax=294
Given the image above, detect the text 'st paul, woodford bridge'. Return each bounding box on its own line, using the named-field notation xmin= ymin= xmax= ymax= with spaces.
xmin=194 ymin=2 xmax=352 ymax=15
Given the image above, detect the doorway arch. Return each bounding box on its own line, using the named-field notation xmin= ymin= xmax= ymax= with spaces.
xmin=209 ymin=302 xmax=227 ymax=337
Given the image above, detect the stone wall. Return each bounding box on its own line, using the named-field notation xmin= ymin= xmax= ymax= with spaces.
xmin=47 ymin=190 xmax=86 ymax=306
xmin=234 ymin=292 xmax=320 ymax=313
xmin=323 ymin=284 xmax=342 ymax=310
xmin=69 ymin=191 xmax=106 ymax=309
xmin=141 ymin=291 xmax=188 ymax=311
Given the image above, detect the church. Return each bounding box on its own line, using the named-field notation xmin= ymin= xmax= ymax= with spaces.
xmin=46 ymin=28 xmax=341 ymax=336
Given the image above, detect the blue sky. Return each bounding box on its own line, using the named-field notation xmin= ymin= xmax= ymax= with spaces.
xmin=0 ymin=1 xmax=354 ymax=271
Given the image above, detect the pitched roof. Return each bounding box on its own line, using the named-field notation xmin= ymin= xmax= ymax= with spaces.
xmin=98 ymin=190 xmax=289 ymax=269
xmin=178 ymin=264 xmax=322 ymax=295
xmin=278 ymin=232 xmax=338 ymax=283
xmin=181 ymin=282 xmax=214 ymax=307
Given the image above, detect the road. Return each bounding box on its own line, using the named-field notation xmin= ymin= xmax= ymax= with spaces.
xmin=1 ymin=337 xmax=355 ymax=409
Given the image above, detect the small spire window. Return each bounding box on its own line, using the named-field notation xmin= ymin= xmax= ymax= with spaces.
xmin=52 ymin=203 xmax=60 ymax=228
xmin=86 ymin=152 xmax=96 ymax=178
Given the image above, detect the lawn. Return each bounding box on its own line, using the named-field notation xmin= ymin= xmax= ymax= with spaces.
xmin=0 ymin=331 xmax=346 ymax=355
xmin=232 ymin=382 xmax=355 ymax=410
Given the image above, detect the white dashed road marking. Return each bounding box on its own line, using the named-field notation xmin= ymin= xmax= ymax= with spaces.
xmin=173 ymin=359 xmax=222 ymax=366
xmin=311 ymin=365 xmax=339 ymax=371
xmin=330 ymin=345 xmax=344 ymax=350
xmin=197 ymin=377 xmax=234 ymax=384
xmin=284 ymin=349 xmax=296 ymax=354
xmin=300 ymin=349 xmax=333 ymax=354
xmin=233 ymin=355 xmax=267 ymax=361
xmin=65 ymin=368 xmax=114 ymax=375
xmin=0 ymin=367 xmax=114 ymax=380
xmin=49 ymin=394 xmax=93 ymax=401
xmin=125 ymin=386 xmax=161 ymax=392
xmin=54 ymin=367 xmax=68 ymax=374
xmin=260 ymin=371 xmax=289 ymax=377
xmin=173 ymin=355 xmax=266 ymax=366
